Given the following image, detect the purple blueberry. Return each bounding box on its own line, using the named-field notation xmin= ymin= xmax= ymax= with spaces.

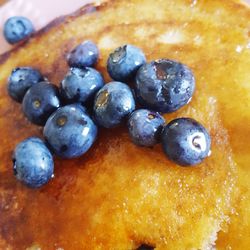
xmin=128 ymin=109 xmax=165 ymax=147
xmin=22 ymin=82 xmax=60 ymax=126
xmin=43 ymin=104 xmax=97 ymax=158
xmin=60 ymin=67 xmax=104 ymax=104
xmin=107 ymin=44 xmax=146 ymax=81
xmin=67 ymin=40 xmax=99 ymax=68
xmin=136 ymin=59 xmax=195 ymax=113
xmin=93 ymin=82 xmax=135 ymax=128
xmin=13 ymin=137 xmax=54 ymax=188
xmin=161 ymin=118 xmax=211 ymax=166
xmin=3 ymin=16 xmax=34 ymax=44
xmin=8 ymin=67 xmax=44 ymax=102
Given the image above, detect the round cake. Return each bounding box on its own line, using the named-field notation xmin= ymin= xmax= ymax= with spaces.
xmin=0 ymin=0 xmax=249 ymax=249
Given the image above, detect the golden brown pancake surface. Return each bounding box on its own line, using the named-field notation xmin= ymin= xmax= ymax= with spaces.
xmin=0 ymin=0 xmax=249 ymax=249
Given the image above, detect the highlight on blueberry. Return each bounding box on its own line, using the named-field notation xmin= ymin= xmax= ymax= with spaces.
xmin=93 ymin=81 xmax=135 ymax=128
xmin=13 ymin=137 xmax=54 ymax=188
xmin=107 ymin=44 xmax=146 ymax=82
xmin=67 ymin=40 xmax=99 ymax=68
xmin=128 ymin=109 xmax=165 ymax=147
xmin=60 ymin=67 xmax=104 ymax=104
xmin=43 ymin=104 xmax=97 ymax=158
xmin=136 ymin=59 xmax=195 ymax=113
xmin=8 ymin=67 xmax=44 ymax=102
xmin=22 ymin=81 xmax=60 ymax=126
xmin=161 ymin=118 xmax=211 ymax=166
xmin=3 ymin=16 xmax=34 ymax=44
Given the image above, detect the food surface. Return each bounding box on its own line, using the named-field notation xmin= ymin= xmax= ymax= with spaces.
xmin=0 ymin=0 xmax=249 ymax=249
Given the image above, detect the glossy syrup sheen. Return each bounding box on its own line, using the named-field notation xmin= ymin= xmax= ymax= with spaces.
xmin=0 ymin=0 xmax=249 ymax=249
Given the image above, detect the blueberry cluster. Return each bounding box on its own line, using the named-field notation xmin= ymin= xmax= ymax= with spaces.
xmin=8 ymin=41 xmax=211 ymax=188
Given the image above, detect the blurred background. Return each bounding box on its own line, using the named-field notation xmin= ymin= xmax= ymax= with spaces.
xmin=0 ymin=0 xmax=249 ymax=54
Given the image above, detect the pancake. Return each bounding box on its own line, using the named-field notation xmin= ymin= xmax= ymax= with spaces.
xmin=0 ymin=0 xmax=249 ymax=249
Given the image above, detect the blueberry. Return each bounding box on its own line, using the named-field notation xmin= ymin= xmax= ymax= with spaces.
xmin=3 ymin=16 xmax=34 ymax=44
xmin=13 ymin=137 xmax=54 ymax=188
xmin=8 ymin=67 xmax=44 ymax=102
xmin=93 ymin=82 xmax=135 ymax=128
xmin=22 ymin=82 xmax=60 ymax=126
xmin=136 ymin=59 xmax=195 ymax=113
xmin=107 ymin=44 xmax=146 ymax=81
xmin=128 ymin=109 xmax=165 ymax=147
xmin=43 ymin=104 xmax=97 ymax=158
xmin=161 ymin=118 xmax=211 ymax=166
xmin=60 ymin=67 xmax=104 ymax=104
xmin=137 ymin=244 xmax=155 ymax=250
xmin=67 ymin=41 xmax=99 ymax=68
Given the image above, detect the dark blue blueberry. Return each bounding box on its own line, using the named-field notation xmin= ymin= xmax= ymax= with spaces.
xmin=60 ymin=67 xmax=104 ymax=104
xmin=136 ymin=59 xmax=195 ymax=113
xmin=128 ymin=109 xmax=165 ymax=147
xmin=3 ymin=16 xmax=34 ymax=44
xmin=107 ymin=44 xmax=146 ymax=82
xmin=93 ymin=82 xmax=135 ymax=128
xmin=67 ymin=41 xmax=99 ymax=68
xmin=8 ymin=67 xmax=44 ymax=102
xmin=161 ymin=118 xmax=211 ymax=166
xmin=22 ymin=82 xmax=60 ymax=126
xmin=137 ymin=244 xmax=155 ymax=250
xmin=13 ymin=137 xmax=54 ymax=188
xmin=43 ymin=104 xmax=97 ymax=158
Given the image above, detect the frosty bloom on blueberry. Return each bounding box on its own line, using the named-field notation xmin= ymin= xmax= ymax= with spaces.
xmin=128 ymin=109 xmax=165 ymax=147
xmin=67 ymin=40 xmax=99 ymax=68
xmin=60 ymin=67 xmax=104 ymax=104
xmin=13 ymin=137 xmax=54 ymax=188
xmin=93 ymin=81 xmax=135 ymax=128
xmin=3 ymin=16 xmax=34 ymax=44
xmin=43 ymin=104 xmax=97 ymax=159
xmin=161 ymin=118 xmax=211 ymax=166
xmin=22 ymin=81 xmax=61 ymax=126
xmin=107 ymin=44 xmax=146 ymax=82
xmin=8 ymin=67 xmax=44 ymax=103
xmin=136 ymin=59 xmax=195 ymax=113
